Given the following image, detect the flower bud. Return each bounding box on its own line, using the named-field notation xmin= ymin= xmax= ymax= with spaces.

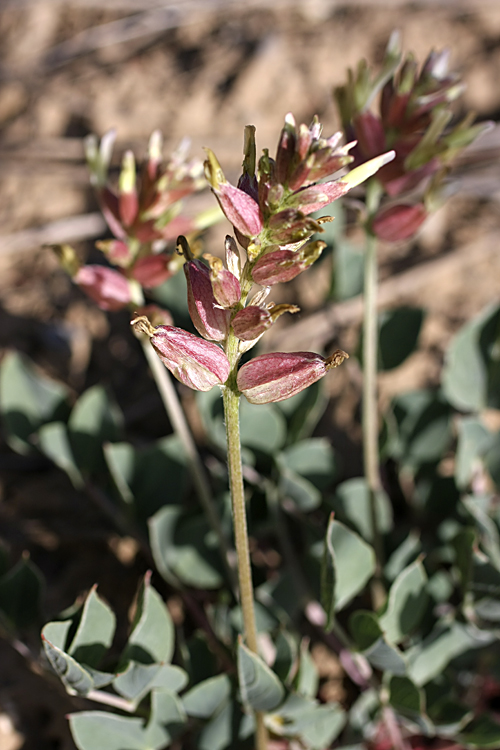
xmin=204 ymin=149 xmax=263 ymax=238
xmin=131 ymin=253 xmax=173 ymax=288
xmin=371 ymin=203 xmax=427 ymax=242
xmin=232 ymin=304 xmax=299 ymax=342
xmin=119 ymin=150 xmax=139 ymax=227
xmin=252 ymin=240 xmax=326 ymax=286
xmin=179 ymin=237 xmax=230 ymax=342
xmin=237 ymin=349 xmax=348 ymax=404
xmin=95 ymin=239 xmax=132 ymax=267
xmin=267 ymin=209 xmax=322 ymax=244
xmin=131 ymin=316 xmax=230 ymax=392
xmin=74 ymin=265 xmax=131 ymax=311
xmin=204 ymin=253 xmax=241 ymax=308
xmin=100 ymin=186 xmax=127 ymax=240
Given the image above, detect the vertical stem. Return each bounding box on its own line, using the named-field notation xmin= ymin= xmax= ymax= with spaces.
xmin=141 ymin=338 xmax=237 ymax=592
xmin=222 ymin=333 xmax=267 ymax=750
xmin=362 ymin=181 xmax=385 ymax=608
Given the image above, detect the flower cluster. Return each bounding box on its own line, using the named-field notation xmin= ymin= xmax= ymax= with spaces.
xmin=134 ymin=115 xmax=395 ymax=404
xmin=55 ymin=131 xmax=218 ymax=311
xmin=334 ymin=32 xmax=490 ymax=241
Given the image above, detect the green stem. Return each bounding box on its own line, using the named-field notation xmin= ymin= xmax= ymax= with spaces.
xmin=141 ymin=338 xmax=237 ymax=593
xmin=362 ymin=181 xmax=385 ymax=608
xmin=222 ymin=331 xmax=267 ymax=750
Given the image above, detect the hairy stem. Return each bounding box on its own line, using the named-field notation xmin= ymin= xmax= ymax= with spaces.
xmin=222 ymin=332 xmax=267 ymax=750
xmin=362 ymin=180 xmax=385 ymax=608
xmin=141 ymin=338 xmax=237 ymax=592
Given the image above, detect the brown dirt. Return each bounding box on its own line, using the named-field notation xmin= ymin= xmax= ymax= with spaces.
xmin=0 ymin=1 xmax=499 ymax=748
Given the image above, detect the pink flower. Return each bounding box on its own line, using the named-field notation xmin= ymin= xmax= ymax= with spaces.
xmin=237 ymin=349 xmax=348 ymax=404
xmin=131 ymin=253 xmax=173 ymax=288
xmin=184 ymin=258 xmax=231 ymax=342
xmin=132 ymin=317 xmax=230 ymax=392
xmin=74 ymin=265 xmax=131 ymax=311
xmin=251 ymin=241 xmax=326 ymax=286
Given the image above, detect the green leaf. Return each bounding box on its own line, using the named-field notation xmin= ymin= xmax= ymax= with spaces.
xmin=0 ymin=351 xmax=69 ymax=454
xmin=0 ymin=555 xmax=43 ymax=630
xmin=183 ymin=674 xmax=231 ymax=719
xmin=237 ymin=641 xmax=285 ymax=712
xmin=275 ymin=380 xmax=327 ymax=444
xmin=378 ymin=307 xmax=424 ymax=371
xmin=69 ymin=711 xmax=147 ymax=750
xmin=363 ymin=637 xmax=407 ymax=675
xmin=42 ymin=620 xmax=72 ymax=651
xmin=463 ymin=495 xmax=500 ymax=570
xmin=442 ymin=302 xmax=500 ymax=412
xmin=379 ymin=560 xmax=428 ymax=643
xmin=273 ymin=630 xmax=298 ymax=683
xmin=42 ymin=635 xmax=94 ymax=695
xmin=385 ymin=531 xmax=421 ymax=581
xmin=407 ymin=621 xmax=494 ymax=686
xmin=144 ymin=688 xmax=186 ymax=748
xmin=68 ymin=385 xmax=123 ymax=475
xmin=321 ymin=516 xmax=376 ymax=626
xmin=128 ymin=436 xmax=189 ymax=521
xmin=389 ymin=390 xmax=453 ymax=467
xmin=113 ymin=662 xmax=185 ymax=702
xmin=37 ymin=422 xmax=83 ymax=488
xmin=333 ymin=478 xmax=393 ymax=542
xmin=389 ymin=675 xmax=425 ymax=715
xmin=280 ymin=439 xmax=337 ymax=490
xmin=271 ymin=693 xmax=346 ymax=750
xmin=68 ymin=586 xmax=116 ymax=668
xmin=453 ymin=527 xmax=476 ymax=595
xmin=149 ymin=506 xmax=223 ymax=589
xmin=295 ymin=640 xmax=319 ymax=698
xmin=198 ymin=699 xmax=254 ymax=750
xmin=103 ymin=442 xmax=135 ymax=504
xmin=460 ymin=715 xmax=500 ymax=749
xmin=122 ymin=573 xmax=174 ymax=665
xmin=278 ymin=467 xmax=322 ymax=511
xmin=239 ymin=399 xmax=286 ymax=453
xmin=455 ymin=417 xmax=493 ymax=489
xmin=349 ymin=611 xmax=407 ymax=675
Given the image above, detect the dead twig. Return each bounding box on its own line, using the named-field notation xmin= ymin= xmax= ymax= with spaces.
xmin=0 ymin=212 xmax=107 ymax=254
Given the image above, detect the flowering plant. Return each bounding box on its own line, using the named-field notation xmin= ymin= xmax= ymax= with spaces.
xmin=131 ymin=113 xmax=394 ymax=748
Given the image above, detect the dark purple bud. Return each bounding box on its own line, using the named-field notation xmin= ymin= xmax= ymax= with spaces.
xmin=131 ymin=316 xmax=230 ymax=392
xmin=237 ymin=349 xmax=348 ymax=404
xmin=353 ymin=112 xmax=387 ymax=158
xmin=276 ymin=113 xmax=297 ymax=185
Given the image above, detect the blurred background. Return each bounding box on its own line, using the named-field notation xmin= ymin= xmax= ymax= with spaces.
xmin=0 ymin=1 xmax=500 ymax=748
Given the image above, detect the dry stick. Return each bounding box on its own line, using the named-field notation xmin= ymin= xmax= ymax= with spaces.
xmin=362 ymin=181 xmax=386 ymax=610
xmin=140 ymin=338 xmax=237 ymax=593
xmin=222 ymin=330 xmax=268 ymax=750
